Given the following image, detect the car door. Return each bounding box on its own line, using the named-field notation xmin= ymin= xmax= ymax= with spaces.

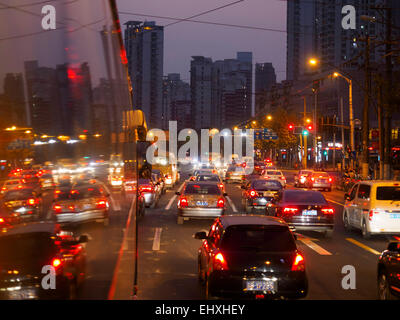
xmin=354 ymin=184 xmax=371 ymax=228
xmin=203 ymin=221 xmax=222 ymax=274
xmin=346 ymin=183 xmax=359 ymax=226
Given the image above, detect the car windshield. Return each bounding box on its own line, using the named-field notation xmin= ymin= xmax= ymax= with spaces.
xmin=376 ymin=186 xmax=400 ymax=201
xmin=196 ymin=175 xmax=219 ymax=182
xmin=0 ymin=233 xmax=55 ymax=261
xmin=184 ymin=184 xmax=221 ymax=195
xmin=252 ymin=180 xmax=282 ymax=190
xmin=220 ymin=225 xmax=296 ymax=252
xmin=3 ymin=189 xmax=34 ymax=201
xmin=283 ymin=191 xmax=327 ymax=205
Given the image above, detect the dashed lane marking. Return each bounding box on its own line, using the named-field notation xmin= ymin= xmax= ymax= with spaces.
xmin=152 ymin=228 xmax=162 ymax=251
xmin=226 ymin=196 xmax=238 ymax=213
xmin=165 ymin=183 xmax=184 ymax=210
xmin=346 ymin=238 xmax=381 ymax=255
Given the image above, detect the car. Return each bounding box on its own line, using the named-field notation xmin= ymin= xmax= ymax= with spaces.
xmin=294 ymin=170 xmax=314 ymax=188
xmin=343 ymin=181 xmax=400 ymax=239
xmin=1 ymin=179 xmax=24 ymax=195
xmin=254 ymin=161 xmax=266 ymax=175
xmin=194 ymin=174 xmax=225 ymax=192
xmin=151 ymin=172 xmax=163 ymax=197
xmin=176 ymin=181 xmax=227 ymax=224
xmin=1 ymin=188 xmax=43 ymax=221
xmin=39 ymin=173 xmax=55 ymax=190
xmin=0 ymin=222 xmax=87 ymax=299
xmin=120 ymin=180 xmax=146 ymax=219
xmin=377 ymin=241 xmax=400 ymax=300
xmin=195 ymin=215 xmax=308 ymax=299
xmin=262 ymin=169 xmax=286 ymax=187
xmin=139 ymin=178 xmax=159 ymax=208
xmin=225 ymin=165 xmax=246 ymax=184
xmin=241 ymin=179 xmax=283 ymax=213
xmin=52 ymin=183 xmax=110 ymax=226
xmin=268 ymin=189 xmax=334 ymax=238
xmin=305 ymin=171 xmax=332 ymax=191
xmin=152 ymin=169 xmax=166 ymax=194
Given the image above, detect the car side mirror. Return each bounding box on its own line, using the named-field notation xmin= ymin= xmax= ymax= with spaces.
xmin=78 ymin=234 xmax=89 ymax=243
xmin=194 ymin=231 xmax=208 ymax=240
xmin=387 ymin=242 xmax=400 ymax=252
xmin=175 ymin=191 xmax=181 ymax=196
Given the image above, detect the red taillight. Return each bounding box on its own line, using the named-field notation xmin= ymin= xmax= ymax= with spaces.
xmin=249 ymin=189 xmax=257 ymax=198
xmin=291 ymin=253 xmax=305 ymax=271
xmin=328 ymin=177 xmax=333 ymax=183
xmin=321 ymin=208 xmax=334 ymax=215
xmin=27 ymin=198 xmax=36 ymax=205
xmin=280 ymin=176 xmax=286 ymax=180
xmin=96 ymin=200 xmax=108 ymax=209
xmin=1 ymin=187 xmax=6 ymax=191
xmin=213 ymin=252 xmax=228 ymax=271
xmin=68 ymin=205 xmax=75 ymax=212
xmin=217 ymin=198 xmax=225 ymax=208
xmin=52 ymin=258 xmax=62 ymax=268
xmin=0 ymin=218 xmax=4 ymax=223
xmin=218 ymin=183 xmax=224 ymax=189
xmin=139 ymin=185 xmax=153 ymax=193
xmin=53 ymin=204 xmax=62 ymax=213
xmin=178 ymin=197 xmax=188 ymax=208
xmin=311 ymin=177 xmax=315 ymax=182
xmin=283 ymin=207 xmax=299 ymax=214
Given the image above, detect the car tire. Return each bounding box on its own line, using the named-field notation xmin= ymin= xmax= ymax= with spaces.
xmin=378 ymin=272 xmax=395 ymax=300
xmin=205 ymin=276 xmax=214 ymax=300
xmin=324 ymin=230 xmax=333 ymax=238
xmin=67 ymin=280 xmax=78 ymax=300
xmin=343 ymin=211 xmax=351 ymax=231
xmin=362 ymin=220 xmax=371 ymax=239
xmin=198 ymin=258 xmax=205 ymax=284
xmin=177 ymin=216 xmax=184 ymax=225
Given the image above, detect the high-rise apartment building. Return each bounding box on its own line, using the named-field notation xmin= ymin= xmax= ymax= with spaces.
xmin=255 ymin=63 xmax=276 ymax=114
xmin=124 ymin=21 xmax=164 ymax=129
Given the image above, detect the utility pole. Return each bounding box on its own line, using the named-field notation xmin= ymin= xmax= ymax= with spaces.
xmin=341 ymin=97 xmax=345 ymax=171
xmin=303 ymin=96 xmax=307 ymax=169
xmin=362 ymin=35 xmax=371 ymax=179
xmin=377 ymin=79 xmax=384 ymax=179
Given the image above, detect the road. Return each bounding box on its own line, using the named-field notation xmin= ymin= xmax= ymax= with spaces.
xmin=37 ymin=170 xmax=399 ymax=300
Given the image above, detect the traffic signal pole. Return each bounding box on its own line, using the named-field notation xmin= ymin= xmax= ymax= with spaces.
xmin=361 ymin=36 xmax=371 ymax=179
xmin=303 ymin=97 xmax=307 ymax=169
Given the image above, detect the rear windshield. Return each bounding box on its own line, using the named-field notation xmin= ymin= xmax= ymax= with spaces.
xmin=185 ymin=184 xmax=221 ymax=195
xmin=3 ymin=190 xmax=34 ymax=201
xmin=5 ymin=180 xmax=20 ymax=186
xmin=313 ymin=172 xmax=329 ymax=177
xmin=266 ymin=171 xmax=281 ymax=175
xmin=0 ymin=233 xmax=55 ymax=261
xmin=221 ymin=225 xmax=296 ymax=252
xmin=196 ymin=175 xmax=219 ymax=182
xmin=283 ymin=191 xmax=327 ymax=205
xmin=252 ymin=180 xmax=282 ymax=190
xmin=376 ymin=186 xmax=400 ymax=201
xmin=57 ymin=187 xmax=102 ymax=200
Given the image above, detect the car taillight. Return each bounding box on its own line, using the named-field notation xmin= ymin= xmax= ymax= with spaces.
xmin=280 ymin=176 xmax=286 ymax=180
xmin=27 ymin=198 xmax=36 ymax=205
xmin=311 ymin=177 xmax=315 ymax=182
xmin=139 ymin=186 xmax=153 ymax=192
xmin=213 ymin=252 xmax=228 ymax=271
xmin=53 ymin=204 xmax=62 ymax=213
xmin=52 ymin=258 xmax=62 ymax=269
xmin=328 ymin=177 xmax=333 ymax=183
xmin=321 ymin=208 xmax=334 ymax=215
xmin=68 ymin=205 xmax=76 ymax=212
xmin=368 ymin=210 xmax=381 ymax=221
xmin=178 ymin=197 xmax=188 ymax=208
xmin=218 ymin=183 xmax=224 ymax=189
xmin=291 ymin=253 xmax=305 ymax=271
xmin=283 ymin=207 xmax=299 ymax=214
xmin=0 ymin=218 xmax=4 ymax=223
xmin=249 ymin=189 xmax=257 ymax=198
xmin=96 ymin=200 xmax=109 ymax=209
xmin=217 ymin=198 xmax=225 ymax=208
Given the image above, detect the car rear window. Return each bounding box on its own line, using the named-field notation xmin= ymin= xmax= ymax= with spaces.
xmin=266 ymin=171 xmax=281 ymax=175
xmin=283 ymin=191 xmax=327 ymax=205
xmin=376 ymin=186 xmax=400 ymax=201
xmin=57 ymin=186 xmax=102 ymax=200
xmin=220 ymin=225 xmax=296 ymax=252
xmin=313 ymin=172 xmax=329 ymax=177
xmin=252 ymin=180 xmax=282 ymax=190
xmin=185 ymin=184 xmax=221 ymax=195
xmin=0 ymin=233 xmax=56 ymax=261
xmin=196 ymin=175 xmax=219 ymax=182
xmin=3 ymin=189 xmax=34 ymax=201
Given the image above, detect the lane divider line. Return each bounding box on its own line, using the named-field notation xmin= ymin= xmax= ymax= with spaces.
xmin=226 ymin=196 xmax=238 ymax=213
xmin=99 ymin=180 xmax=121 ymax=212
xmin=165 ymin=183 xmax=184 ymax=210
xmin=346 ymin=238 xmax=381 ymax=255
xmin=326 ymin=198 xmax=344 ymax=207
xmin=152 ymin=228 xmax=162 ymax=251
xmin=298 ymin=238 xmax=332 ymax=255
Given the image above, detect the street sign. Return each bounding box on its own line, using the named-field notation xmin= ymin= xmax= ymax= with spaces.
xmin=254 ymin=129 xmax=278 ymax=141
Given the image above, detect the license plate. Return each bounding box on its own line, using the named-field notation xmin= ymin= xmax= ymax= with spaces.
xmin=302 ymin=210 xmax=317 ymax=216
xmin=196 ymin=201 xmax=208 ymax=206
xmin=390 ymin=213 xmax=400 ymax=219
xmin=245 ymin=279 xmax=277 ymax=292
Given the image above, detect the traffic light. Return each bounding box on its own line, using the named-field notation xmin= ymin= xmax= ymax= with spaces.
xmin=288 ymin=124 xmax=294 ymax=131
xmin=306 ymin=124 xmax=314 ymax=131
xmin=302 ymin=130 xmax=309 ymax=136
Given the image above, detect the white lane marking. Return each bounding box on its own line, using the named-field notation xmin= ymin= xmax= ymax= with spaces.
xmin=226 ymin=196 xmax=238 ymax=213
xmin=298 ymin=236 xmax=332 ymax=255
xmin=165 ymin=183 xmax=184 ymax=210
xmin=99 ymin=181 xmax=121 ymax=211
xmin=152 ymin=228 xmax=162 ymax=251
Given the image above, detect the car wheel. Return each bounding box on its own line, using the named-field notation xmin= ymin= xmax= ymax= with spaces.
xmin=67 ymin=280 xmax=78 ymax=300
xmin=343 ymin=211 xmax=351 ymax=231
xmin=362 ymin=220 xmax=371 ymax=239
xmin=205 ymin=276 xmax=214 ymax=300
xmin=198 ymin=258 xmax=205 ymax=284
xmin=177 ymin=216 xmax=184 ymax=225
xmin=378 ymin=273 xmax=395 ymax=300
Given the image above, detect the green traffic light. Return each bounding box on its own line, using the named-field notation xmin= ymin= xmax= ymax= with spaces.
xmin=303 ymin=130 xmax=309 ymax=136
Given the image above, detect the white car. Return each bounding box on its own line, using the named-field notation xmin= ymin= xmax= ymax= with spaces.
xmin=262 ymin=169 xmax=286 ymax=187
xmin=343 ymin=181 xmax=400 ymax=238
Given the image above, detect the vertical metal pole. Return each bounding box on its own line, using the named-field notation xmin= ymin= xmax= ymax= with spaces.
xmin=341 ymin=97 xmax=345 ymax=171
xmin=362 ymin=36 xmax=370 ymax=179
xmin=348 ymin=79 xmax=354 ymax=169
xmin=303 ymin=96 xmax=307 ymax=169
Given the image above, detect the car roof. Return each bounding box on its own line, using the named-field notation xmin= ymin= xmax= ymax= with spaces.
xmin=353 ymin=180 xmax=400 ymax=186
xmin=0 ymin=222 xmax=58 ymax=237
xmin=219 ymin=215 xmax=288 ymax=228
xmin=283 ymin=189 xmax=323 ymax=196
xmin=186 ymin=181 xmax=219 ymax=185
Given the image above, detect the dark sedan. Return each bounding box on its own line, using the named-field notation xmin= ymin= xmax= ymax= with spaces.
xmin=1 ymin=188 xmax=43 ymax=221
xmin=377 ymin=242 xmax=400 ymax=300
xmin=241 ymin=179 xmax=282 ymax=213
xmin=195 ymin=215 xmax=308 ymax=299
xmin=0 ymin=222 xmax=87 ymax=299
xmin=267 ymin=189 xmax=334 ymax=238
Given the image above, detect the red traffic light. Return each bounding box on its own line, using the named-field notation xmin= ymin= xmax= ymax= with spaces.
xmin=307 ymin=124 xmax=313 ymax=131
xmin=288 ymin=124 xmax=294 ymax=130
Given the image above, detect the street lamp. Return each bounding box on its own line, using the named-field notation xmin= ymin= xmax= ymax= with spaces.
xmin=266 ymin=115 xmax=272 ymax=121
xmin=308 ymin=58 xmax=319 ymax=67
xmin=333 ymin=71 xmax=354 ymax=168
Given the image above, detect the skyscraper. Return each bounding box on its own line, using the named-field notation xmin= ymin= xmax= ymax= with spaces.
xmin=255 ymin=63 xmax=276 ymax=114
xmin=124 ymin=21 xmax=164 ymax=129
